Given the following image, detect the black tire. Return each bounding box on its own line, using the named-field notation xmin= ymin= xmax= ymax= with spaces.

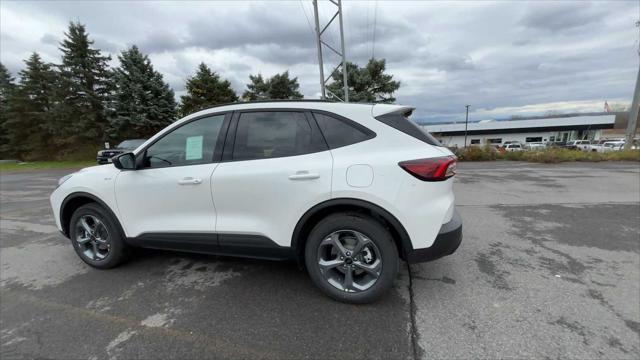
xmin=305 ymin=212 xmax=399 ymax=304
xmin=69 ymin=203 xmax=129 ymax=269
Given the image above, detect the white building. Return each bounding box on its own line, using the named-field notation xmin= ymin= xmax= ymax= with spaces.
xmin=422 ymin=114 xmax=617 ymax=148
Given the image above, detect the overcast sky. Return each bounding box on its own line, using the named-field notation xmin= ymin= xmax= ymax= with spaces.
xmin=1 ymin=0 xmax=638 ymax=123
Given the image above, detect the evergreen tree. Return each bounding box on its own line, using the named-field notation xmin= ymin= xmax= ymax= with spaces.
xmin=327 ymin=59 xmax=400 ymax=103
xmin=111 ymin=46 xmax=176 ymax=139
xmin=267 ymin=71 xmax=303 ymax=100
xmin=56 ymin=21 xmax=113 ymax=150
xmin=0 ymin=63 xmax=15 ymax=158
xmin=242 ymin=71 xmax=303 ymax=101
xmin=4 ymin=53 xmax=58 ymax=159
xmin=180 ymin=63 xmax=237 ymax=115
xmin=242 ymin=74 xmax=269 ymax=101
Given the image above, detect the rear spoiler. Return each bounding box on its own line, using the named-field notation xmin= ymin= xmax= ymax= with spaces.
xmin=371 ymin=104 xmax=415 ymax=119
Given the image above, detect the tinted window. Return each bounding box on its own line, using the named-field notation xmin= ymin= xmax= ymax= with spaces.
xmin=143 ymin=115 xmax=225 ymax=168
xmin=313 ymin=112 xmax=373 ymax=149
xmin=232 ymin=111 xmax=325 ymax=160
xmin=375 ymin=111 xmax=442 ymax=146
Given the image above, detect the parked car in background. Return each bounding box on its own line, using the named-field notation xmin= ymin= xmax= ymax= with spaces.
xmin=97 ymin=139 xmax=147 ymax=164
xmin=588 ymin=139 xmax=609 ymax=152
xmin=504 ymin=143 xmax=523 ymax=152
xmin=524 ymin=142 xmax=546 ymax=150
xmin=565 ymin=140 xmax=591 ymax=151
xmin=599 ymin=141 xmax=626 ymax=153
xmin=51 ymin=101 xmax=462 ymax=304
xmin=549 ymin=141 xmax=567 ymax=148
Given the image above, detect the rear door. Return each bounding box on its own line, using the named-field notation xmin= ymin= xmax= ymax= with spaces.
xmin=211 ymin=110 xmax=332 ymax=250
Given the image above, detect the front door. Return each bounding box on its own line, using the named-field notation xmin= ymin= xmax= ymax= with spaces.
xmin=115 ymin=114 xmax=228 ymax=238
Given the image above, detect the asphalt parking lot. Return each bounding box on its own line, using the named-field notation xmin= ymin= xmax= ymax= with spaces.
xmin=1 ymin=161 xmax=639 ymax=359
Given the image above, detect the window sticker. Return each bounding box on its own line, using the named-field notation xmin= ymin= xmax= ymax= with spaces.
xmin=185 ymin=135 xmax=204 ymax=160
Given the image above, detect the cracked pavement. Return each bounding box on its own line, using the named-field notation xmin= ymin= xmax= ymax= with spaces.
xmin=1 ymin=162 xmax=639 ymax=359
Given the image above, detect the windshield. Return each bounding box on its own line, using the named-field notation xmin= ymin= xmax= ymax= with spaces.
xmin=117 ymin=139 xmax=146 ymax=149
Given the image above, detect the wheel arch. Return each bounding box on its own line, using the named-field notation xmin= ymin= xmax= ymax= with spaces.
xmin=60 ymin=192 xmax=126 ymax=240
xmin=291 ymin=198 xmax=413 ymax=265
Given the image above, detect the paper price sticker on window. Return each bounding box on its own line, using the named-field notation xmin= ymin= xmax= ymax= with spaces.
xmin=185 ymin=135 xmax=204 ymax=160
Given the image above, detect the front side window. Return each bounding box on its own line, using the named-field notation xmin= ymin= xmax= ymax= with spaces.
xmin=313 ymin=112 xmax=374 ymax=149
xmin=142 ymin=115 xmax=225 ymax=168
xmin=232 ymin=111 xmax=326 ymax=161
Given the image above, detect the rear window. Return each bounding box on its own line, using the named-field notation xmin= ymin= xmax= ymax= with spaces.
xmin=375 ymin=111 xmax=442 ymax=146
xmin=312 ymin=112 xmax=375 ymax=149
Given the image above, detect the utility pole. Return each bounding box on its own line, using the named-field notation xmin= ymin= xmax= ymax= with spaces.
xmin=464 ymin=105 xmax=470 ymax=148
xmin=624 ymin=66 xmax=639 ymax=150
xmin=624 ymin=17 xmax=640 ymax=150
xmin=312 ymin=0 xmax=349 ymax=102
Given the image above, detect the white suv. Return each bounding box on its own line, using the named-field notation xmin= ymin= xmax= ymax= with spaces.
xmin=50 ymin=101 xmax=462 ymax=303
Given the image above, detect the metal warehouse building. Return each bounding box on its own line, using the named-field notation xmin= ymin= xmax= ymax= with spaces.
xmin=421 ymin=113 xmax=628 ymax=148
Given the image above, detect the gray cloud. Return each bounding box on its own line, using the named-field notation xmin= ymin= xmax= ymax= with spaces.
xmin=40 ymin=33 xmax=58 ymax=45
xmin=519 ymin=2 xmax=602 ymax=33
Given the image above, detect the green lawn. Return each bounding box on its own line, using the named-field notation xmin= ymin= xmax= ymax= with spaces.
xmin=0 ymin=160 xmax=97 ymax=172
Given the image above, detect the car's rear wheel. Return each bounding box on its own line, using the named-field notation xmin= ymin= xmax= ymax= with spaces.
xmin=305 ymin=212 xmax=399 ymax=304
xmin=69 ymin=203 xmax=129 ymax=269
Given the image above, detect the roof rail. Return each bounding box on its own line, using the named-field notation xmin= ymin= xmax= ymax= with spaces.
xmin=192 ymin=99 xmax=335 ymax=114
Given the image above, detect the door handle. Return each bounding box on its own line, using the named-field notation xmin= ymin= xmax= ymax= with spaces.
xmin=289 ymin=171 xmax=320 ymax=180
xmin=178 ymin=177 xmax=202 ymax=185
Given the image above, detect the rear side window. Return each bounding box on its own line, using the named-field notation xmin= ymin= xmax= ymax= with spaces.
xmin=232 ymin=111 xmax=326 ymax=160
xmin=313 ymin=112 xmax=374 ymax=149
xmin=375 ymin=111 xmax=442 ymax=146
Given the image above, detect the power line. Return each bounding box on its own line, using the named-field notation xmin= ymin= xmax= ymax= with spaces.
xmin=299 ymin=0 xmax=315 ymax=38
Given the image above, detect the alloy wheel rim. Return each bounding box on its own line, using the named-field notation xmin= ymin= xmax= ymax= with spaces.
xmin=75 ymin=215 xmax=110 ymax=261
xmin=317 ymin=229 xmax=382 ymax=293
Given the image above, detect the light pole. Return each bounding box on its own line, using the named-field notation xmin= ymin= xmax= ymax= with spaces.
xmin=464 ymin=105 xmax=470 ymax=148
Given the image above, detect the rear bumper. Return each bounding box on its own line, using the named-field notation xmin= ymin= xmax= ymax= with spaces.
xmin=405 ymin=210 xmax=462 ymax=264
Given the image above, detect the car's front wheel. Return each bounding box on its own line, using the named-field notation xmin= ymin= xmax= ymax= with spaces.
xmin=69 ymin=203 xmax=129 ymax=269
xmin=305 ymin=212 xmax=399 ymax=304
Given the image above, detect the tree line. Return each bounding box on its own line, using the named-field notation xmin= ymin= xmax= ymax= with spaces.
xmin=0 ymin=22 xmax=400 ymax=161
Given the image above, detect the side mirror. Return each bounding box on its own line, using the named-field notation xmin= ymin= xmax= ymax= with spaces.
xmin=113 ymin=152 xmax=136 ymax=170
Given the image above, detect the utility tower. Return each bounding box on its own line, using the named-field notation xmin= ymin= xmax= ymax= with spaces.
xmin=312 ymin=0 xmax=348 ymax=102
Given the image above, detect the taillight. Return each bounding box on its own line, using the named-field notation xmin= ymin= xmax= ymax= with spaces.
xmin=398 ymin=156 xmax=457 ymax=181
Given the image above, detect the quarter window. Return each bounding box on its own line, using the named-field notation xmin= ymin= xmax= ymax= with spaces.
xmin=313 ymin=112 xmax=373 ymax=149
xmin=232 ymin=111 xmax=326 ymax=161
xmin=143 ymin=115 xmax=225 ymax=168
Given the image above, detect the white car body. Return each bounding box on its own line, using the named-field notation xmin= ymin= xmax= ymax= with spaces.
xmin=524 ymin=142 xmax=546 ymax=150
xmin=564 ymin=140 xmax=591 ymax=151
xmin=50 ymin=101 xmax=462 ymax=302
xmin=504 ymin=143 xmax=523 ymax=152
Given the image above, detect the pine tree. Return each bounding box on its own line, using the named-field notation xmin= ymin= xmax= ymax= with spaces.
xmin=242 ymin=71 xmax=303 ymax=101
xmin=327 ymin=59 xmax=400 ymax=103
xmin=4 ymin=53 xmax=58 ymax=159
xmin=0 ymin=63 xmax=16 ymax=158
xmin=56 ymin=21 xmax=113 ymax=150
xmin=242 ymin=74 xmax=269 ymax=101
xmin=111 ymin=46 xmax=176 ymax=140
xmin=180 ymin=63 xmax=237 ymax=115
